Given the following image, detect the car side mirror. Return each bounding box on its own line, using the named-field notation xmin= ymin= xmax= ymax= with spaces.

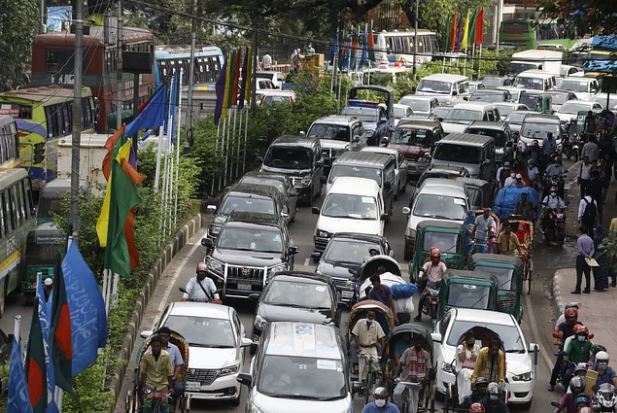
xmin=201 ymin=238 xmax=213 ymax=248
xmin=311 ymin=206 xmax=320 ymax=215
xmin=241 ymin=337 xmax=254 ymax=347
xmin=140 ymin=330 xmax=153 ymax=339
xmin=237 ymin=373 xmax=253 ymax=387
xmin=320 ymin=176 xmax=327 ymax=184
xmin=299 ymin=131 xmax=306 ymax=136
xmin=206 ymin=205 xmax=217 ymax=214
xmin=402 ymin=207 xmax=411 ymax=215
xmin=288 ymin=246 xmax=298 ymax=255
xmin=431 ymin=332 xmax=442 ymax=343
xmin=352 ymin=135 xmax=361 ymax=143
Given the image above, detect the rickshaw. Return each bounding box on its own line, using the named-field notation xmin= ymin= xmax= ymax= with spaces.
xmin=467 ymin=209 xmax=502 ymax=255
xmin=387 ymin=323 xmax=436 ymax=413
xmin=492 ymin=186 xmax=540 ymax=222
xmin=125 ymin=331 xmax=190 ymax=413
xmin=469 ymin=253 xmax=524 ymax=322
xmin=438 ymin=270 xmax=499 ymax=320
xmin=352 ymin=255 xmax=401 ymax=299
xmin=347 ymin=299 xmax=396 ymax=404
xmin=408 ymin=221 xmax=468 ymax=283
xmin=506 ymin=215 xmax=534 ymax=294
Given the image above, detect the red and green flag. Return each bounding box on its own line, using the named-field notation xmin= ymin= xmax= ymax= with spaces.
xmin=25 ymin=299 xmax=47 ymax=413
xmin=50 ymin=263 xmax=73 ymax=394
xmin=230 ymin=48 xmax=242 ymax=107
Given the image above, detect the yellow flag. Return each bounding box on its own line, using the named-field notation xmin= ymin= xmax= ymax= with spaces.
xmin=461 ymin=11 xmax=471 ymax=52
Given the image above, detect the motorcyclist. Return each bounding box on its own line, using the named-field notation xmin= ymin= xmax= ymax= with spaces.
xmin=554 ymin=376 xmax=587 ymax=413
xmin=592 ymin=351 xmax=617 ymax=389
xmin=462 ymin=376 xmax=489 ymax=408
xmin=565 ymin=324 xmax=593 ymax=365
xmin=482 ymin=382 xmax=508 ymax=413
xmin=550 ymin=307 xmax=580 ymax=391
xmin=414 ymin=248 xmax=447 ymax=322
xmin=566 ymin=363 xmax=589 ymax=394
xmin=527 ymin=159 xmax=540 ymax=184
xmin=182 ymin=262 xmax=221 ymax=303
xmin=361 ymin=387 xmax=401 ymax=413
xmin=541 ymin=186 xmax=566 ymax=234
xmin=545 ymin=157 xmax=567 ymax=196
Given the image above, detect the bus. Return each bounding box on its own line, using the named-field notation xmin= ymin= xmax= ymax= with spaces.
xmin=0 ymin=116 xmax=20 ymax=169
xmin=154 ymin=46 xmax=224 ymax=91
xmin=0 ymin=86 xmax=96 ymax=191
xmin=0 ymin=168 xmax=36 ymax=316
xmin=373 ymin=29 xmax=439 ymax=67
xmin=30 ymin=26 xmax=155 ymax=131
xmin=500 ymin=20 xmax=537 ymax=49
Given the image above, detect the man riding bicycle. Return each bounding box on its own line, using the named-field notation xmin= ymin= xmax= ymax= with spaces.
xmin=140 ymin=335 xmax=174 ymax=413
xmin=393 ymin=341 xmax=432 ymax=409
xmin=472 ymin=208 xmax=496 ymax=254
xmin=352 ymin=310 xmax=385 ymax=384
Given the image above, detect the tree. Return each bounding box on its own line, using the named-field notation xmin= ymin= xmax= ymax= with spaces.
xmin=0 ymin=0 xmax=39 ymax=91
xmin=399 ymin=0 xmax=491 ymax=35
xmin=539 ymin=0 xmax=617 ymax=35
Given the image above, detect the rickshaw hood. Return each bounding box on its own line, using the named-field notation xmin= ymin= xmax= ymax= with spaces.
xmin=188 ymin=346 xmax=239 ymax=369
xmin=257 ymin=303 xmax=330 ymax=325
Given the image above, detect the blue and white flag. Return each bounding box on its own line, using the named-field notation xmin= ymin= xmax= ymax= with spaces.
xmin=125 ymin=83 xmax=169 ymax=138
xmin=8 ymin=336 xmax=34 ymax=413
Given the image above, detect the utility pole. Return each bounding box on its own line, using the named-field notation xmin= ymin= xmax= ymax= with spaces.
xmin=70 ymin=0 xmax=84 ymax=236
xmin=40 ymin=0 xmax=46 ymax=33
xmin=250 ymin=22 xmax=258 ymax=112
xmin=186 ymin=0 xmax=197 ymax=148
xmin=116 ymin=0 xmax=123 ymax=130
xmin=412 ymin=0 xmax=418 ymax=80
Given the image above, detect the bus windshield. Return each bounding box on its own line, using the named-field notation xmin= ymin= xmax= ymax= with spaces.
xmin=25 ymin=237 xmax=64 ymax=265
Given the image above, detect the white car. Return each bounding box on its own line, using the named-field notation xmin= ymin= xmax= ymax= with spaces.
xmin=143 ymin=302 xmax=253 ymax=407
xmin=431 ymin=308 xmax=539 ymax=408
xmin=392 ymin=103 xmax=413 ymax=126
xmin=398 ymin=95 xmax=438 ymax=116
xmin=556 ymin=100 xmax=603 ymax=125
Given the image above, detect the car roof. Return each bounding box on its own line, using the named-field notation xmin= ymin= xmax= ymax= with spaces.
xmin=361 ymin=147 xmax=398 ymax=157
xmin=400 ymin=95 xmax=437 ymax=102
xmin=437 ymin=133 xmax=494 ymax=145
xmin=522 ymin=114 xmax=560 ymax=124
xmin=419 ymin=178 xmax=467 ymax=193
xmin=242 ymin=171 xmax=289 ymax=182
xmin=169 ymin=302 xmax=231 ymax=319
xmin=453 ymin=308 xmax=516 ymax=326
xmin=313 ymin=115 xmax=359 ymax=126
xmin=451 ymin=102 xmax=497 ymax=111
xmin=329 ymin=177 xmax=381 ymax=195
xmin=423 ymin=165 xmax=468 ymax=174
xmin=271 ymin=135 xmax=319 ymax=147
xmin=396 ymin=119 xmax=441 ymax=129
xmin=422 ymin=74 xmax=468 ymax=82
xmin=225 ymin=183 xmax=278 ymax=199
xmin=517 ymin=70 xmax=555 ymax=78
xmin=264 ymin=322 xmax=342 ymax=359
xmin=223 ymin=219 xmax=282 ymax=230
xmin=334 ymin=151 xmax=392 ymax=166
xmin=467 ymin=121 xmax=508 ymax=130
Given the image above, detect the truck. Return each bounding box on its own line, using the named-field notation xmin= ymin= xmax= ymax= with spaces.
xmin=507 ymin=50 xmax=563 ymax=77
xmin=56 ymin=133 xmax=110 ymax=194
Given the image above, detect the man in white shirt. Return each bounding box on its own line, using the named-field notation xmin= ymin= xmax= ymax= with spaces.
xmin=472 ymin=209 xmax=496 ymax=252
xmin=581 ymin=137 xmax=599 ymax=163
xmin=183 ymin=262 xmax=220 ymax=302
xmin=578 ymin=192 xmax=598 ymax=235
xmin=261 ymin=53 xmax=272 ymax=70
xmin=577 ymin=156 xmax=592 ymax=199
xmin=352 ymin=310 xmax=385 ymax=382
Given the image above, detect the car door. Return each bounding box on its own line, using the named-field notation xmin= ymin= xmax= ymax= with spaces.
xmin=284 ymin=178 xmax=298 ymax=220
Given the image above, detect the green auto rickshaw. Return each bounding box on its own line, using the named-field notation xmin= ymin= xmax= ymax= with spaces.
xmin=408 ymin=220 xmax=468 ymax=283
xmin=438 ymin=269 xmax=499 ymax=320
xmin=21 ymin=222 xmax=65 ymax=301
xmin=469 ymin=253 xmax=525 ymax=323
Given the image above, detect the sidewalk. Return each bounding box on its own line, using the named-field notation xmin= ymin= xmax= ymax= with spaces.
xmin=553 ymin=269 xmax=617 ymax=357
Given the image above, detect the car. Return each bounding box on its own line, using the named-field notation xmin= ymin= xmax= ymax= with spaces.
xmin=432 ymin=308 xmax=539 ymax=407
xmin=431 ymin=105 xmax=453 ymax=122
xmin=239 ymin=171 xmax=298 ymax=223
xmin=430 ymin=133 xmax=497 ymax=181
xmin=555 ymin=77 xmax=600 ymax=101
xmin=398 ymin=95 xmax=439 ymax=116
xmin=479 ymin=76 xmax=513 ymax=88
xmin=255 ymin=71 xmax=286 ymax=89
xmin=142 ymin=302 xmax=253 ymax=405
xmin=361 ymin=146 xmax=408 ymax=195
xmin=202 ymin=217 xmax=298 ymax=299
xmin=468 ymin=89 xmax=512 ymax=103
xmin=392 ymin=103 xmax=413 ymax=126
xmin=555 ymin=99 xmax=603 ymax=125
xmin=257 ymin=90 xmax=296 ymax=106
xmin=205 ymin=183 xmax=288 ymax=241
xmin=415 ymin=73 xmax=470 ymax=104
xmin=251 ymin=272 xmax=339 ymax=344
xmin=464 ymin=121 xmax=514 ymax=163
xmin=518 ymin=114 xmax=564 ymax=152
xmin=468 ymin=80 xmax=486 ymax=93
xmin=341 ymin=104 xmax=390 ymax=146
xmin=256 ymin=78 xmax=277 ymax=90
xmin=314 ymin=232 xmax=392 ymax=304
xmin=504 ymin=110 xmax=536 ymax=137
xmin=494 ymin=102 xmax=529 ymax=120
xmin=441 ymin=102 xmax=501 ymax=134
xmin=543 ymin=90 xmax=578 ymax=112
xmin=386 ymin=119 xmax=444 ymax=179
xmin=512 ymin=70 xmax=557 ymax=92
xmin=304 ymin=115 xmax=364 ymax=168
xmin=417 ymin=165 xmax=470 ymax=187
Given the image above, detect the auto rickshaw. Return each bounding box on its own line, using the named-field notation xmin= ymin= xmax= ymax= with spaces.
xmin=469 ymin=253 xmax=524 ymax=323
xmin=387 ymin=323 xmax=436 ymax=413
xmin=409 ymin=221 xmax=468 ymax=283
xmin=438 ymin=270 xmax=499 ymax=319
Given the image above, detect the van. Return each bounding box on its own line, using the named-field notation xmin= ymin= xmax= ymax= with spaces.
xmin=415 ymin=74 xmax=470 ymax=104
xmin=304 ymin=115 xmax=364 ymax=169
xmin=430 ymin=133 xmax=497 ymax=182
xmin=324 ymin=151 xmax=396 ymax=216
xmin=312 ymin=177 xmax=386 ymax=253
xmin=512 ymin=70 xmax=557 ymax=92
xmin=238 ymin=322 xmax=352 ymax=413
xmin=441 ymin=102 xmax=501 ymax=134
xmin=402 ymin=178 xmax=469 ymax=259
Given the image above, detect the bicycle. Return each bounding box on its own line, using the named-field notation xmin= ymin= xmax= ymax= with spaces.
xmin=359 ymin=352 xmax=382 ymax=405
xmin=397 ymin=379 xmax=422 ymax=413
xmin=142 ymin=386 xmax=170 ymax=413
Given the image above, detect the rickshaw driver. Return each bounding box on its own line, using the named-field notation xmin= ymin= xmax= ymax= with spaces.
xmin=471 ymin=340 xmax=506 ymax=388
xmin=414 ymin=248 xmax=447 ymax=322
xmin=472 ymin=208 xmax=496 ymax=254
xmin=148 ymin=327 xmax=185 ymax=399
xmin=352 ymin=310 xmax=386 ymax=383
xmin=495 ymin=224 xmax=522 ymax=256
xmin=368 ymin=274 xmax=397 ymax=318
xmin=140 ymin=335 xmax=174 ymax=413
xmin=393 ymin=340 xmax=432 ymax=407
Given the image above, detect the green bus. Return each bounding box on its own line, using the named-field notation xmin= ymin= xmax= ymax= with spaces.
xmin=0 ymin=168 xmax=36 ymax=316
xmin=0 ymin=85 xmax=96 ymax=192
xmin=500 ymin=20 xmax=536 ymax=49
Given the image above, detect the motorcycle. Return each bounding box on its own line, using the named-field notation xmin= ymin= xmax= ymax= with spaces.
xmin=419 ymin=276 xmax=441 ymax=320
xmin=542 ymin=208 xmax=566 ymax=246
xmin=563 ymin=123 xmax=582 ymax=161
xmin=543 ymin=173 xmax=567 ymax=200
xmin=593 ymin=383 xmax=617 ymax=412
xmin=178 ymin=287 xmax=222 ymax=304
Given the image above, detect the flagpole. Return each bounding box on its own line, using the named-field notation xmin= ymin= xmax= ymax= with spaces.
xmin=231 ymin=107 xmax=238 ymax=181
xmin=213 ymin=121 xmax=220 ymax=195
xmin=243 ymin=109 xmax=248 ymax=174
xmin=173 ymin=69 xmax=183 ymax=228
xmin=478 ymin=44 xmax=483 ymax=79
xmin=218 ymin=117 xmax=226 ymax=191
xmin=13 ymin=314 xmax=21 ymax=345
xmin=235 ymin=108 xmax=242 ymax=180
xmin=154 ymin=126 xmax=164 ymax=193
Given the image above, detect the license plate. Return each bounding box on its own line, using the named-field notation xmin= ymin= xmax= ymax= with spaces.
xmin=186 ymin=381 xmax=201 ymax=391
xmin=341 ymin=290 xmax=354 ymax=298
xmin=237 ymin=283 xmax=252 ymax=290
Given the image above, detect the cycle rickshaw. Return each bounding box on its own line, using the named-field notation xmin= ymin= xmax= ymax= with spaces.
xmin=507 ymin=215 xmax=534 ymax=294
xmin=125 ymin=330 xmax=190 ymax=413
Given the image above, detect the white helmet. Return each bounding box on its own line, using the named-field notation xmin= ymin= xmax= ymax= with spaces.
xmin=596 ymin=351 xmax=609 ymax=362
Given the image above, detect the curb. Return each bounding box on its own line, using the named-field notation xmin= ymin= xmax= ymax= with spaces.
xmin=108 ymin=213 xmax=206 ymax=412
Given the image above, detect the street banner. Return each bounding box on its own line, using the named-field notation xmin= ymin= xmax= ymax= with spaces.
xmin=8 ymin=335 xmax=34 ymax=413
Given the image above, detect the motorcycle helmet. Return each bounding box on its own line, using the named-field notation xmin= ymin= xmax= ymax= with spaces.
xmin=374 ymin=387 xmax=388 ymax=399
xmin=575 ymin=394 xmax=591 ymax=408
xmin=570 ymin=376 xmax=586 ymax=392
xmin=574 ymin=362 xmax=588 ymax=375
xmin=470 ymin=403 xmax=485 ymax=412
xmin=573 ymin=324 xmax=587 ymax=336
xmin=596 ymin=351 xmax=609 ymax=370
xmin=564 ymin=307 xmax=578 ymax=321
xmin=475 ymin=377 xmax=489 ymax=387
xmin=596 ymin=383 xmax=616 ymax=409
xmin=565 ymin=302 xmax=580 ymax=310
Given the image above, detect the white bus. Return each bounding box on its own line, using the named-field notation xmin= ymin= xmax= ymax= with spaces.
xmin=373 ymin=29 xmax=439 ymax=67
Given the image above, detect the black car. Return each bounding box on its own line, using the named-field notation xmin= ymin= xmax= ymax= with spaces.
xmin=205 ymin=183 xmax=287 ymax=241
xmin=313 ymin=233 xmax=392 ymax=305
xmin=464 ymin=120 xmax=514 ymax=163
xmin=416 ymin=165 xmax=470 ymax=189
xmin=201 ymin=218 xmax=297 ymax=300
xmin=239 ymin=171 xmax=298 ymax=223
xmin=250 ymin=272 xmax=338 ymax=345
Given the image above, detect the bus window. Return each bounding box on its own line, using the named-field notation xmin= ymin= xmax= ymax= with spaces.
xmin=2 ymin=193 xmax=11 ymax=233
xmin=393 ymin=36 xmax=403 ymax=53
xmin=8 ymin=188 xmax=17 ymax=231
xmin=23 ymin=180 xmax=33 ymax=219
xmin=401 ymin=36 xmax=412 ymax=54
xmin=16 ymin=183 xmax=25 ymax=223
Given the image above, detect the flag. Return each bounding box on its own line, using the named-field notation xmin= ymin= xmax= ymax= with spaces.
xmin=213 ymin=58 xmax=228 ymax=125
xmin=35 ymin=280 xmax=57 ymax=413
xmin=124 ymin=83 xmax=169 ymax=138
xmin=63 ymin=242 xmax=108 ymax=375
xmin=475 ymin=8 xmax=484 ymax=46
xmin=221 ymin=50 xmax=233 ymax=120
xmin=468 ymin=10 xmax=478 ymax=49
xmin=238 ymin=47 xmax=250 ymax=109
xmin=164 ymin=73 xmax=180 ymax=145
xmin=105 ymin=139 xmax=143 ymax=278
xmin=8 ymin=336 xmax=34 ymax=413
xmin=26 ymin=299 xmax=49 ymax=412
xmin=101 ymin=126 xmax=124 ymax=182
xmin=444 ymin=15 xmax=452 ymax=52
xmin=455 ymin=14 xmax=463 ymax=52
xmin=49 ymin=262 xmax=73 ymax=394
xmin=449 ymin=14 xmax=458 ymax=52
xmin=245 ymin=48 xmax=253 ymax=106
xmin=230 ymin=48 xmax=242 ymax=107
xmin=461 ymin=11 xmax=471 ymax=52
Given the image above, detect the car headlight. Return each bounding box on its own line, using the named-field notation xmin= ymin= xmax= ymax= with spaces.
xmin=317 ymin=229 xmax=331 ymax=238
xmin=268 ymin=263 xmax=288 ymax=276
xmin=441 ymin=361 xmax=453 ymax=373
xmin=219 ymin=364 xmax=239 ymax=376
xmin=511 ymin=371 xmax=533 ymax=381
xmin=254 ymin=314 xmax=267 ymax=330
xmin=207 ymin=257 xmax=224 ymax=273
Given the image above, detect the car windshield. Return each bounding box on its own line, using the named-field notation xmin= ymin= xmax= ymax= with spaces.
xmin=164 ymin=315 xmax=236 ymax=347
xmin=328 ymin=165 xmax=382 ymax=186
xmin=423 ymin=232 xmax=458 ymax=253
xmin=25 ymin=239 xmax=64 ymax=264
xmin=520 ymin=120 xmax=560 ymax=139
xmin=508 ymin=62 xmax=537 ymax=74
xmin=341 ymin=107 xmax=378 ymax=123
xmin=446 ymin=320 xmax=525 ymax=352
xmin=263 ymin=280 xmax=332 ymax=308
xmin=433 ymin=143 xmax=481 ymax=163
xmin=448 ymin=283 xmax=491 ymax=309
xmin=307 ymin=124 xmax=350 ymax=142
xmin=324 ymin=239 xmax=380 ymax=265
xmin=466 ymin=128 xmax=506 ymax=146
xmin=220 ymin=195 xmax=275 ymax=215
xmin=217 ymin=227 xmax=283 ymax=253
xmin=558 ymin=102 xmax=591 ymax=115
xmin=513 ymin=76 xmax=545 ymax=90
xmin=257 ymin=355 xmax=346 ymax=400
xmin=264 ymin=147 xmax=312 ymax=170
xmin=505 ymin=112 xmax=528 ymax=125
xmin=417 ymin=79 xmax=452 ymax=94
xmin=391 ymin=128 xmax=431 ymax=147
xmin=469 ymin=93 xmax=506 ymax=103
xmin=549 ymin=93 xmax=571 ymax=105
xmin=559 ymin=80 xmax=590 ymax=93
xmin=474 ymin=265 xmax=516 ymax=290
xmin=465 ymin=187 xmax=482 ymax=209
xmin=399 ymin=98 xmax=430 ymax=113
xmin=445 ymin=109 xmax=482 ymax=122
xmin=393 ymin=106 xmax=409 ymax=118
xmin=413 ymin=194 xmax=467 ymax=220
xmin=519 ymin=94 xmax=542 ymax=109
xmin=432 ymin=107 xmax=452 ymax=120
xmin=322 ymin=193 xmax=378 ymax=220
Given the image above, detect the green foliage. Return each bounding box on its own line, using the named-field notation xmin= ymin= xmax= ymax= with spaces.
xmin=400 ymin=0 xmax=492 ymax=34
xmin=540 ymin=0 xmax=617 ymax=36
xmin=0 ymin=0 xmax=39 ymax=91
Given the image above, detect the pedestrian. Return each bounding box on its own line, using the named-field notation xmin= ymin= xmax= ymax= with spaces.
xmin=582 ymin=135 xmax=599 ymax=163
xmin=544 ymin=132 xmax=556 ymax=159
xmin=588 ymin=168 xmax=604 ymax=222
xmin=577 ymin=156 xmax=592 ymax=200
xmin=584 ymin=110 xmax=597 ymax=136
xmin=573 ymin=226 xmax=594 ymax=294
xmin=608 ymin=219 xmax=617 ymax=287
xmin=577 ymin=191 xmax=597 ymax=235
xmin=592 ymin=225 xmax=609 ymax=291
xmin=261 ymin=52 xmax=272 ymax=70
